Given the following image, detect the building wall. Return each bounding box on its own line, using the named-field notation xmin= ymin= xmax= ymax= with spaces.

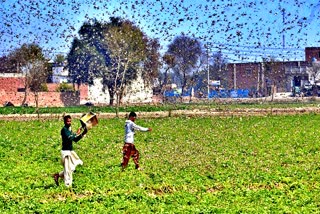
xmin=0 ymin=91 xmax=80 ymax=107
xmin=224 ymin=59 xmax=313 ymax=96
xmin=52 ymin=66 xmax=69 ymax=83
xmin=0 ymin=76 xmax=89 ymax=107
xmin=86 ymin=74 xmax=153 ymax=105
xmin=0 ymin=73 xmax=25 ymax=92
xmin=86 ymin=78 xmax=110 ymax=105
xmin=305 ymin=47 xmax=320 ymax=62
xmin=0 ymin=71 xmax=151 ymax=106
xmin=122 ymin=71 xmax=153 ymax=103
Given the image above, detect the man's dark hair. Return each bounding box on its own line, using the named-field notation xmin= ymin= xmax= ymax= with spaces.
xmin=129 ymin=111 xmax=137 ymax=118
xmin=63 ymin=115 xmax=71 ymax=122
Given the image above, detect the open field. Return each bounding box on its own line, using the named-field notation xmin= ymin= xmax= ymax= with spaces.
xmin=1 ymin=98 xmax=320 ymax=121
xmin=1 ymin=113 xmax=320 ymax=213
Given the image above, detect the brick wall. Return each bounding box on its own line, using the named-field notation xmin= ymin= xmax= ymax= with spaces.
xmin=0 ymin=74 xmax=25 ymax=92
xmin=0 ymin=91 xmax=82 ymax=107
xmin=0 ymin=76 xmax=89 ymax=107
xmin=305 ymin=47 xmax=320 ymax=62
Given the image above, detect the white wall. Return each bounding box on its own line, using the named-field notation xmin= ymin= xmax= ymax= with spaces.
xmin=122 ymin=72 xmax=153 ymax=103
xmin=52 ymin=66 xmax=69 ymax=83
xmin=86 ymin=78 xmax=110 ymax=105
xmin=87 ymin=73 xmax=153 ymax=105
xmin=0 ymin=73 xmax=25 ymax=77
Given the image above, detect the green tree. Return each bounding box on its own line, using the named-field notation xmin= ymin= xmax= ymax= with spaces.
xmin=67 ymin=27 xmax=106 ymax=90
xmin=67 ymin=17 xmax=158 ymax=113
xmin=54 ymin=54 xmax=65 ymax=66
xmin=102 ymin=18 xmax=149 ymax=108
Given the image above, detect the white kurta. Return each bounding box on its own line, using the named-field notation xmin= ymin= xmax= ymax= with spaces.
xmin=59 ymin=150 xmax=83 ymax=187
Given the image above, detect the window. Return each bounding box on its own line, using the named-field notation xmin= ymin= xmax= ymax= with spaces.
xmin=246 ymin=69 xmax=252 ymax=77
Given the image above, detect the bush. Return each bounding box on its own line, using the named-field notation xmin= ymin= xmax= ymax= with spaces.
xmin=40 ymin=83 xmax=48 ymax=92
xmin=56 ymin=82 xmax=74 ymax=92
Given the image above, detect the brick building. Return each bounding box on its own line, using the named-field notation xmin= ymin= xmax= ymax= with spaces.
xmin=222 ymin=47 xmax=320 ymax=96
xmin=0 ymin=72 xmax=88 ymax=107
xmin=1 ymin=47 xmax=320 ymax=105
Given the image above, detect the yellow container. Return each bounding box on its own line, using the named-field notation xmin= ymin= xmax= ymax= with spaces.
xmin=80 ymin=112 xmax=98 ymax=130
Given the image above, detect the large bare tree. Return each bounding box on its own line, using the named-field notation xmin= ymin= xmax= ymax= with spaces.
xmin=7 ymin=44 xmax=49 ymax=107
xmin=166 ymin=34 xmax=202 ymax=96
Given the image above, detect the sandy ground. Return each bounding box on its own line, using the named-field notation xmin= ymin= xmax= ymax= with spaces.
xmin=0 ymin=106 xmax=320 ymax=121
xmin=1 ymin=96 xmax=320 ymax=121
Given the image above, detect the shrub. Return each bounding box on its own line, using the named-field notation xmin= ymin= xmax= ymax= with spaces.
xmin=56 ymin=82 xmax=74 ymax=92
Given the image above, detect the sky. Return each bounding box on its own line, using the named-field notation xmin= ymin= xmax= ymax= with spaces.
xmin=1 ymin=0 xmax=320 ymax=63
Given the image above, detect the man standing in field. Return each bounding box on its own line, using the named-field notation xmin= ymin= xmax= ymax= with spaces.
xmin=53 ymin=115 xmax=87 ymax=187
xmin=121 ymin=111 xmax=152 ymax=170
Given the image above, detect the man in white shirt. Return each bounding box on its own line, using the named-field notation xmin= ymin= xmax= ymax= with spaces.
xmin=121 ymin=111 xmax=152 ymax=170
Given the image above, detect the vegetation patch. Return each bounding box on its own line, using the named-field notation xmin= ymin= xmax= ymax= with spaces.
xmin=0 ymin=114 xmax=320 ymax=212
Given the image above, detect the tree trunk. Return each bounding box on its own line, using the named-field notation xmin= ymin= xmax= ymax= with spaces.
xmin=21 ymin=90 xmax=28 ymax=106
xmin=115 ymin=93 xmax=121 ymax=118
xmin=108 ymin=88 xmax=115 ymax=106
xmin=34 ymin=92 xmax=40 ymax=120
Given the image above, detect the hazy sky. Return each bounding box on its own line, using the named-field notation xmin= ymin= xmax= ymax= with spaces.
xmin=1 ymin=0 xmax=320 ymax=62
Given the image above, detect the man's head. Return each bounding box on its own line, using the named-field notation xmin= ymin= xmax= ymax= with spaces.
xmin=63 ymin=115 xmax=72 ymax=127
xmin=128 ymin=111 xmax=137 ymax=122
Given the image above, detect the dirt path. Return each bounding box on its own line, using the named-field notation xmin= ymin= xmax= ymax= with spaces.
xmin=1 ymin=107 xmax=320 ymax=121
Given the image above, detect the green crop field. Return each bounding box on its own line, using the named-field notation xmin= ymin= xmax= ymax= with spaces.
xmin=1 ymin=114 xmax=320 ymax=213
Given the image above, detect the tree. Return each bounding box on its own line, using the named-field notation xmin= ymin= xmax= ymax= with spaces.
xmin=166 ymin=34 xmax=202 ymax=96
xmin=161 ymin=53 xmax=175 ymax=93
xmin=143 ymin=38 xmax=161 ymax=91
xmin=209 ymin=52 xmax=228 ymax=86
xmin=67 ymin=22 xmax=107 ymax=90
xmin=27 ymin=60 xmax=50 ymax=111
xmin=262 ymin=57 xmax=284 ymax=100
xmin=0 ymin=56 xmax=16 ymax=73
xmin=102 ymin=18 xmax=149 ymax=108
xmin=54 ymin=54 xmax=65 ymax=66
xmin=7 ymin=43 xmax=49 ymax=107
xmin=67 ymin=17 xmax=157 ymax=112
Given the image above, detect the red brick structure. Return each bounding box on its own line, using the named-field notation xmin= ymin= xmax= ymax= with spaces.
xmin=305 ymin=47 xmax=320 ymax=62
xmin=0 ymin=73 xmax=25 ymax=92
xmin=0 ymin=74 xmax=89 ymax=107
xmin=222 ymin=47 xmax=318 ymax=96
xmin=1 ymin=47 xmax=320 ymax=104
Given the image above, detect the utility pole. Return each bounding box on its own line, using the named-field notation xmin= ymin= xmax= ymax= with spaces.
xmin=206 ymin=42 xmax=212 ymax=99
xmin=207 ymin=45 xmax=210 ymax=99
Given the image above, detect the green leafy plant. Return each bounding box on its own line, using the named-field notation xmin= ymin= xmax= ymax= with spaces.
xmin=1 ymin=114 xmax=320 ymax=212
xmin=56 ymin=82 xmax=74 ymax=92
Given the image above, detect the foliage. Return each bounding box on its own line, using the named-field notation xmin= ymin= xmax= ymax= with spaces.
xmin=1 ymin=101 xmax=320 ymax=115
xmin=54 ymin=54 xmax=65 ymax=65
xmin=40 ymin=83 xmax=48 ymax=92
xmin=56 ymin=82 xmax=74 ymax=92
xmin=6 ymin=43 xmax=50 ymax=109
xmin=142 ymin=38 xmax=161 ymax=88
xmin=1 ymin=114 xmax=320 ymax=212
xmin=208 ymin=51 xmax=229 ymax=87
xmin=102 ymin=17 xmax=149 ymax=108
xmin=166 ymin=35 xmax=202 ymax=95
xmin=67 ymin=17 xmax=159 ymax=109
xmin=67 ymin=34 xmax=106 ymax=87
